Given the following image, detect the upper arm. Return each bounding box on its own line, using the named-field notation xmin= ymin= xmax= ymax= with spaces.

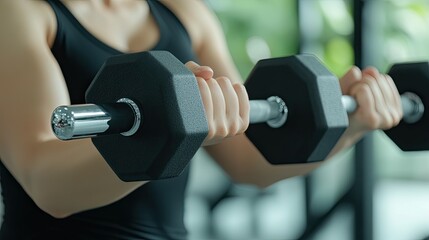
xmin=0 ymin=1 xmax=69 ymax=181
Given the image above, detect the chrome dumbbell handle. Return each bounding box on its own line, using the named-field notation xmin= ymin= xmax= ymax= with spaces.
xmin=51 ymin=92 xmax=424 ymax=141
xmin=51 ymin=98 xmax=141 ymax=140
xmin=52 ymin=96 xmax=288 ymax=140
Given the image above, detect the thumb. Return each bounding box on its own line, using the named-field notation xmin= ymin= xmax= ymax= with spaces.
xmin=339 ymin=66 xmax=362 ymax=94
xmin=185 ymin=61 xmax=214 ymax=80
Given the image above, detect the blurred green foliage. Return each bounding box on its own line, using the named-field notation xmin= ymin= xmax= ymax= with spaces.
xmin=208 ymin=0 xmax=355 ymax=79
xmin=300 ymin=0 xmax=354 ymax=76
xmin=206 ymin=0 xmax=299 ymax=79
xmin=370 ymin=0 xmax=429 ymax=72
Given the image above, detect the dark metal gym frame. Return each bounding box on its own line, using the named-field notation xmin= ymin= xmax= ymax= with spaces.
xmin=298 ymin=0 xmax=374 ymax=239
xmin=353 ymin=2 xmax=374 ymax=239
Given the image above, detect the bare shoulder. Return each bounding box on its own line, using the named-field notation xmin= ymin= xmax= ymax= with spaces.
xmin=0 ymin=0 xmax=56 ymax=47
xmin=160 ymin=0 xmax=219 ymax=50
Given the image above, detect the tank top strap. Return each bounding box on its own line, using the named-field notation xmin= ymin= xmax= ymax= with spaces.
xmin=146 ymin=0 xmax=194 ymax=59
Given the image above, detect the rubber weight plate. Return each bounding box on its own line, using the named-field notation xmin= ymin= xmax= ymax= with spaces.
xmin=245 ymin=55 xmax=348 ymax=164
xmin=86 ymin=51 xmax=208 ymax=181
xmin=385 ymin=62 xmax=429 ymax=151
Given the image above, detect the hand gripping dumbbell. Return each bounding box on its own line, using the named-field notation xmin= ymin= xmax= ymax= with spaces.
xmin=51 ymin=51 xmax=427 ymax=181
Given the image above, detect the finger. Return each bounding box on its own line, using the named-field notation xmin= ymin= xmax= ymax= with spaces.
xmin=206 ymin=78 xmax=226 ymax=122
xmin=362 ymin=66 xmax=380 ymax=79
xmin=185 ymin=61 xmax=200 ymax=71
xmin=374 ymin=74 xmax=401 ymax=124
xmin=349 ymin=83 xmax=380 ymax=129
xmin=340 ymin=66 xmax=362 ymax=94
xmin=196 ymin=77 xmax=214 ymax=125
xmin=233 ymin=83 xmax=250 ymax=131
xmin=372 ymin=74 xmax=396 ymax=113
xmin=350 ymin=83 xmax=375 ymax=113
xmin=217 ymin=77 xmax=244 ymax=136
xmin=385 ymin=74 xmax=403 ymax=123
xmin=385 ymin=75 xmax=401 ymax=110
xmin=361 ymin=75 xmax=393 ymax=129
xmin=185 ymin=61 xmax=214 ymax=80
xmin=362 ymin=67 xmax=394 ymax=106
xmin=216 ymin=77 xmax=239 ymax=119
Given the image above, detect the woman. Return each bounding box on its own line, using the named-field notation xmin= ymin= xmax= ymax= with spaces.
xmin=0 ymin=0 xmax=402 ymax=239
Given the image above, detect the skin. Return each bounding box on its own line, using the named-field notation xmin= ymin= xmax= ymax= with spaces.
xmin=0 ymin=0 xmax=402 ymax=218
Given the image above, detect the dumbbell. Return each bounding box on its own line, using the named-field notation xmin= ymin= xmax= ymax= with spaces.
xmin=50 ymin=51 xmax=428 ymax=181
xmin=245 ymin=60 xmax=429 ymax=163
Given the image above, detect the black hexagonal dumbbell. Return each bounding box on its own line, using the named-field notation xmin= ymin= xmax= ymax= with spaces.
xmin=246 ymin=59 xmax=428 ymax=163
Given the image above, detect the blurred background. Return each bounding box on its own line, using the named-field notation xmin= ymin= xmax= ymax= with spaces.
xmin=185 ymin=0 xmax=429 ymax=240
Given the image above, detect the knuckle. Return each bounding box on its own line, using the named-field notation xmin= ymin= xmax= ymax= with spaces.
xmin=233 ymin=83 xmax=247 ymax=95
xmin=185 ymin=61 xmax=198 ymax=70
xmin=365 ymin=78 xmax=378 ymax=89
xmin=205 ymin=131 xmax=214 ymax=141
xmin=196 ymin=77 xmax=206 ymax=84
xmin=385 ymin=75 xmax=395 ymax=84
xmin=362 ymin=76 xmax=377 ymax=87
xmin=217 ymin=124 xmax=229 ymax=138
xmin=379 ymin=113 xmax=393 ymax=130
xmin=206 ymin=78 xmax=218 ymax=87
xmin=397 ymin=109 xmax=404 ymax=121
xmin=242 ymin=119 xmax=250 ymax=131
xmin=392 ymin=115 xmax=401 ymax=126
xmin=228 ymin=121 xmax=240 ymax=136
xmin=217 ymin=77 xmax=233 ymax=89
xmin=385 ymin=116 xmax=394 ymax=128
xmin=362 ymin=67 xmax=379 ymax=78
xmin=233 ymin=82 xmax=244 ymax=89
xmin=350 ymin=82 xmax=370 ymax=95
xmin=216 ymin=76 xmax=231 ymax=83
xmin=392 ymin=111 xmax=402 ymax=126
xmin=237 ymin=122 xmax=248 ymax=135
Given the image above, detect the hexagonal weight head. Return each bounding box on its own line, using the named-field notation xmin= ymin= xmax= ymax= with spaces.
xmin=86 ymin=51 xmax=208 ymax=181
xmin=385 ymin=62 xmax=429 ymax=151
xmin=245 ymin=55 xmax=348 ymax=164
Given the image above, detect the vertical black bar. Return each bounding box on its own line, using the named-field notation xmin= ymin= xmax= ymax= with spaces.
xmin=297 ymin=0 xmax=313 ymax=231
xmin=353 ymin=0 xmax=363 ymax=67
xmin=354 ymin=136 xmax=374 ymax=240
xmin=353 ymin=1 xmax=374 ymax=240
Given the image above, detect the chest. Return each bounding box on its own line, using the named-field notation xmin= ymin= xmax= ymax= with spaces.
xmin=62 ymin=0 xmax=160 ymax=53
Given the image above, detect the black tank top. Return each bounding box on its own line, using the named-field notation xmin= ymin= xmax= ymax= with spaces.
xmin=0 ymin=1 xmax=196 ymax=239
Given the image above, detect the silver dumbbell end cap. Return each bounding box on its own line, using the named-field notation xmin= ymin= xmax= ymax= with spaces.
xmin=51 ymin=106 xmax=75 ymax=140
